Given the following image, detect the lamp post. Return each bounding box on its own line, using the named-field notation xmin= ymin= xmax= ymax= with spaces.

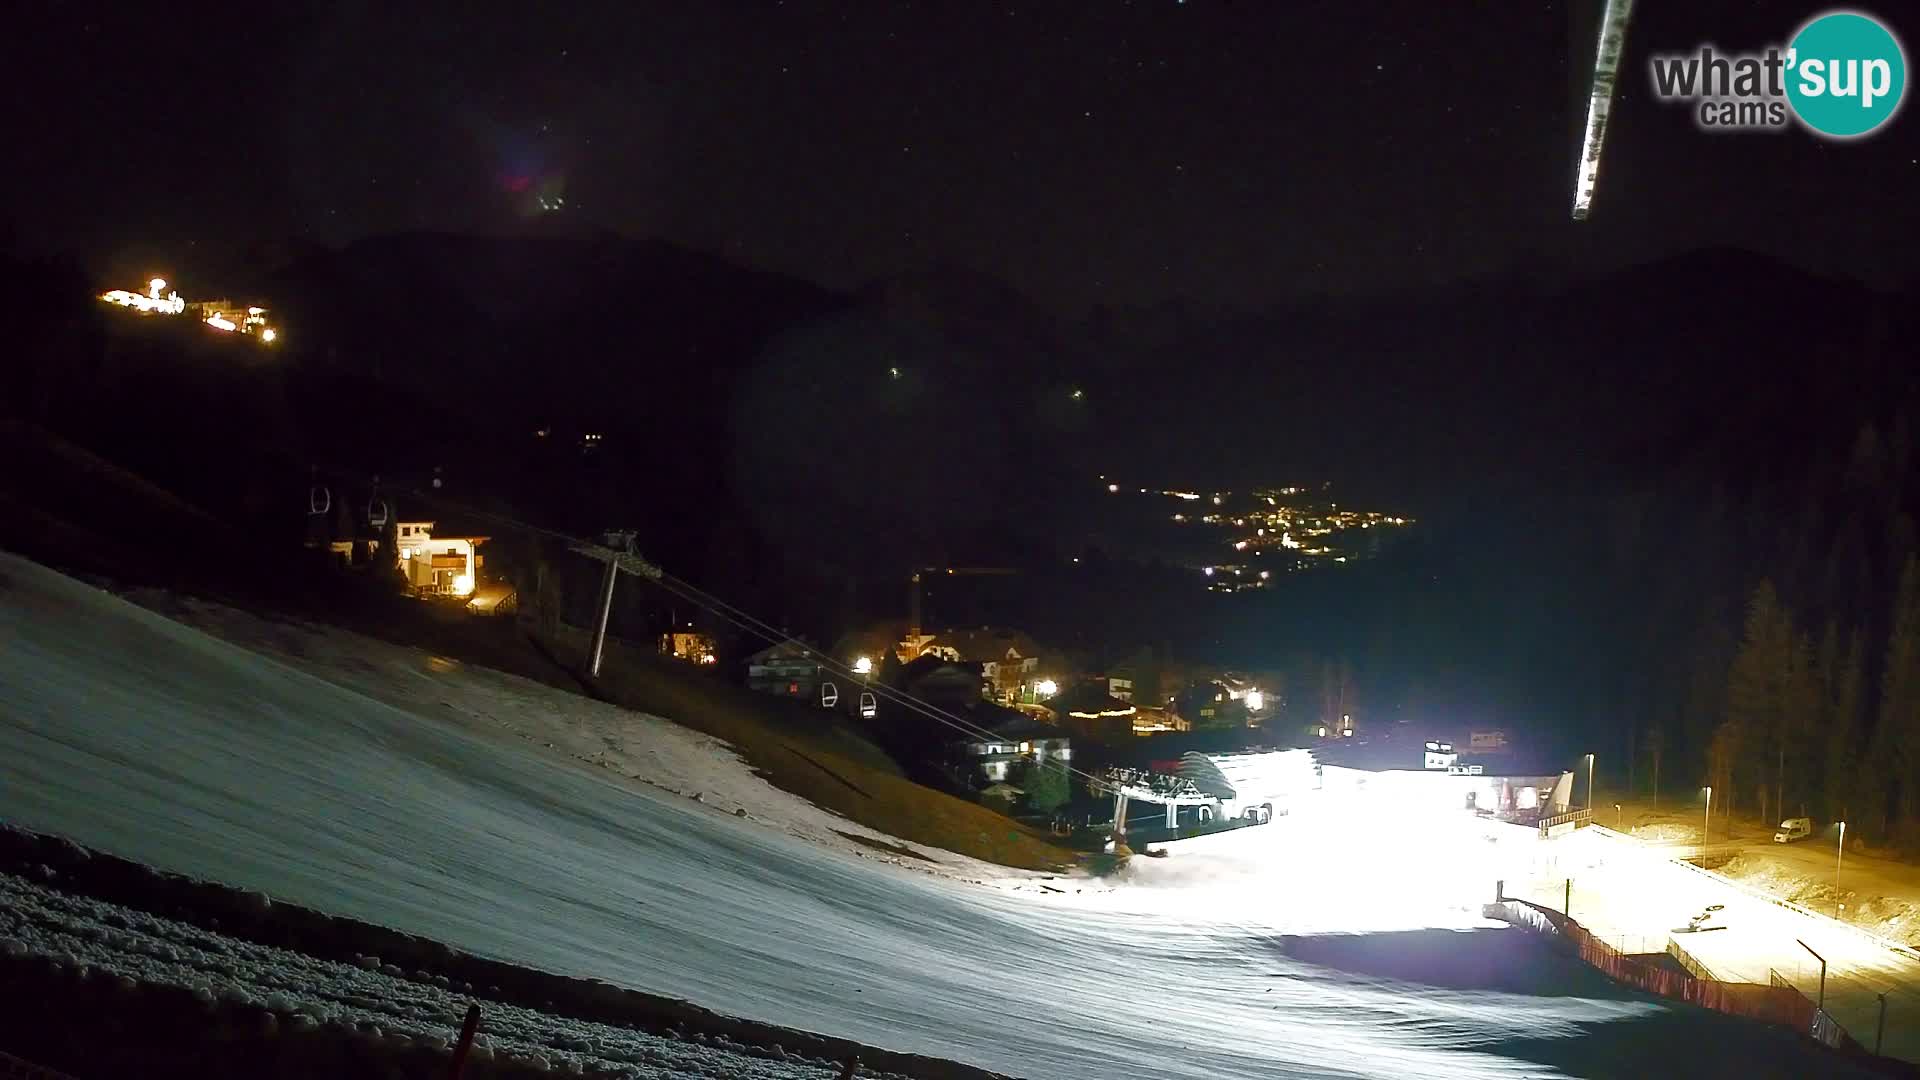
xmin=1587 ymin=753 xmax=1596 ymax=813
xmin=1798 ymin=938 xmax=1827 ymax=1013
xmin=1702 ymin=785 xmax=1713 ymax=861
xmin=1614 ymin=803 xmax=1623 ymax=830
xmin=1837 ymin=821 xmax=1848 ymax=917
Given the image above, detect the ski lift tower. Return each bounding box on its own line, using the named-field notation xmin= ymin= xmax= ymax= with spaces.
xmin=1102 ymin=767 xmax=1218 ymax=847
xmin=570 ymin=530 xmax=662 ymax=678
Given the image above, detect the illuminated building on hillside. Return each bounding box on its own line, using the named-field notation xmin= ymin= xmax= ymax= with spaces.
xmin=97 ymin=277 xmax=280 ymax=344
xmin=189 ymin=299 xmax=280 ymax=344
xmin=661 ymin=631 xmax=719 ymax=665
xmin=99 ymin=277 xmax=184 ymax=314
xmin=395 ymin=522 xmax=486 ymax=597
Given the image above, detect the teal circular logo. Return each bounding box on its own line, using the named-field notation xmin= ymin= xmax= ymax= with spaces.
xmin=1786 ymin=11 xmax=1907 ymax=138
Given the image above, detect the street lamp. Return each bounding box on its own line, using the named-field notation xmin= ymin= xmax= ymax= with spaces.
xmin=1586 ymin=753 xmax=1596 ymax=813
xmin=1702 ymin=785 xmax=1713 ymax=858
xmin=1837 ymin=821 xmax=1848 ymax=917
xmin=853 ymin=656 xmax=873 ymax=676
xmin=1614 ymin=803 xmax=1622 ymax=830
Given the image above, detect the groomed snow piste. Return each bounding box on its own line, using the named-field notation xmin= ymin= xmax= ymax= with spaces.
xmin=0 ymin=552 xmax=1863 ymax=1078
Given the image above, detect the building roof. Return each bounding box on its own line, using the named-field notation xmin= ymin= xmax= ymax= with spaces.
xmin=923 ymin=626 xmax=1044 ymax=664
xmin=949 ymin=702 xmax=1066 ymax=745
xmin=903 ymin=654 xmax=983 ymax=682
xmin=746 ymin=640 xmax=818 ymax=665
xmin=1311 ymin=731 xmax=1569 ymax=777
xmin=1043 ymin=681 xmax=1137 ymax=720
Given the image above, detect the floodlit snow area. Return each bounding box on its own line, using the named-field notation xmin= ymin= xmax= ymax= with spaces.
xmin=0 ymin=870 xmax=895 ymax=1079
xmin=0 ymin=552 xmax=1876 ymax=1078
xmin=1515 ymin=826 xmax=1920 ymax=1063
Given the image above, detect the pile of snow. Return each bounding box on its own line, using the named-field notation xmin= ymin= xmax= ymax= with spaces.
xmin=1634 ymin=823 xmax=1696 ymax=844
xmin=0 ymin=871 xmax=897 ymax=1079
xmin=1720 ymin=854 xmax=1920 ymax=948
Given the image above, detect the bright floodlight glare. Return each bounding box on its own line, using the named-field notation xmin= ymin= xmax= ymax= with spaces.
xmin=1572 ymin=0 xmax=1637 ymax=221
xmin=1245 ymin=690 xmax=1264 ymax=712
xmin=1035 ymin=678 xmax=1058 ymax=697
xmin=853 ymin=655 xmax=873 ymax=675
xmin=261 ymin=328 xmax=277 ymax=343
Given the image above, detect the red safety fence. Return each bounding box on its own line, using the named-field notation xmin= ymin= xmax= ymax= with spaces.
xmin=1490 ymin=900 xmax=1825 ymax=1035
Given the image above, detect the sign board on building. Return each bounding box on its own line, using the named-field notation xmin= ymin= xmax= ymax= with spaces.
xmin=1469 ymin=731 xmax=1508 ymax=751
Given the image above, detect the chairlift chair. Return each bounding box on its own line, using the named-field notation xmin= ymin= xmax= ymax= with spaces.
xmin=308 ymin=468 xmax=331 ymax=516
xmin=859 ymin=691 xmax=878 ymax=719
xmin=366 ymin=476 xmax=390 ymax=530
xmin=820 ymin=681 xmax=839 ymax=709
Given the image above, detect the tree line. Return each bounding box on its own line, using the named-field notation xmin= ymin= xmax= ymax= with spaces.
xmin=1633 ymin=416 xmax=1920 ymax=843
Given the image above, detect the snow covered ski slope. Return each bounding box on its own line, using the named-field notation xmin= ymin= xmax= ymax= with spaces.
xmin=0 ymin=553 xmax=1869 ymax=1078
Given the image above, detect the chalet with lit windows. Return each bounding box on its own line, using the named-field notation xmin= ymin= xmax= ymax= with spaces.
xmin=900 ymin=626 xmax=1057 ymax=705
xmin=953 ymin=708 xmax=1072 ymax=786
xmin=745 ymin=640 xmax=824 ymax=698
xmin=394 ymin=522 xmax=488 ymax=598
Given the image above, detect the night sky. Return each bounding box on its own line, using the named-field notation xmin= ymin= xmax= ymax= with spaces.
xmin=8 ymin=0 xmax=1917 ymax=312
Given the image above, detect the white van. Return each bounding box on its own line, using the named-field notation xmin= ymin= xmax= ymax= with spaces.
xmin=1774 ymin=817 xmax=1813 ymax=843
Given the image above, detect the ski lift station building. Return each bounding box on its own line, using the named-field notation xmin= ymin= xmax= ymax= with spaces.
xmin=1167 ymin=744 xmax=1574 ymax=824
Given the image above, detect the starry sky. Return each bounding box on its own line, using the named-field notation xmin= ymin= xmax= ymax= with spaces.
xmin=7 ymin=0 xmax=1916 ymax=313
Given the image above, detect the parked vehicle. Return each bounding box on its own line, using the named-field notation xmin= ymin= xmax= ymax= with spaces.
xmin=1774 ymin=817 xmax=1813 ymax=843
